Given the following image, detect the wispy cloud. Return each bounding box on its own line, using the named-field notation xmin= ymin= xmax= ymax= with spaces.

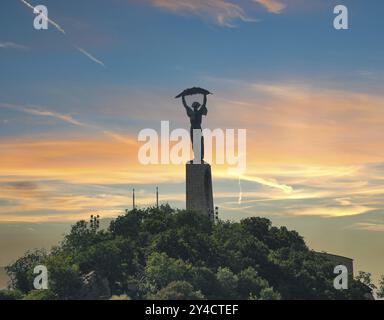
xmin=0 ymin=42 xmax=28 ymax=50
xmin=2 ymin=81 xmax=384 ymax=221
xmin=102 ymin=131 xmax=136 ymax=145
xmin=0 ymin=103 xmax=86 ymax=127
xmin=1 ymin=131 xmax=384 ymax=221
xmin=351 ymin=222 xmax=384 ymax=232
xmin=287 ymin=205 xmax=374 ymax=218
xmin=229 ymin=173 xmax=293 ymax=193
xmin=245 ymin=175 xmax=292 ymax=193
xmin=75 ymin=46 xmax=106 ymax=68
xmin=0 ymin=177 xmax=185 ymax=222
xmin=148 ymin=0 xmax=289 ymax=26
xmin=149 ymin=0 xmax=255 ymax=27
xmin=254 ymin=0 xmax=286 ymax=13
xmin=208 ymin=79 xmax=384 ymax=165
xmin=0 ymin=103 xmax=132 ymax=145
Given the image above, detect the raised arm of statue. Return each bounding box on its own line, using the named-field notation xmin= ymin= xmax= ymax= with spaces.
xmin=182 ymin=95 xmax=193 ymax=117
xmin=182 ymin=95 xmax=188 ymax=108
xmin=200 ymin=94 xmax=208 ymax=116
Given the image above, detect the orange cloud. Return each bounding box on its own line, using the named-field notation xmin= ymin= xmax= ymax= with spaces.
xmin=286 ymin=205 xmax=374 ymax=218
xmin=0 ymin=134 xmax=183 ymax=185
xmin=149 ymin=0 xmax=254 ymax=27
xmin=2 ymin=81 xmax=384 ymax=221
xmin=254 ymin=0 xmax=286 ymax=13
xmin=209 ymin=81 xmax=384 ymax=166
xmin=351 ymin=223 xmax=384 ymax=232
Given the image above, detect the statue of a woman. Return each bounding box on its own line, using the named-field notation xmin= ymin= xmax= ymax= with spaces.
xmin=181 ymin=93 xmax=208 ymax=161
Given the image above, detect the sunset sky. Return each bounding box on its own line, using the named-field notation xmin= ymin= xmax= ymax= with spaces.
xmin=0 ymin=0 xmax=383 ymax=283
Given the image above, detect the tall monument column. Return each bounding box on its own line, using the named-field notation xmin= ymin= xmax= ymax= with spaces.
xmin=176 ymin=87 xmax=214 ymax=221
xmin=186 ymin=162 xmax=214 ymax=220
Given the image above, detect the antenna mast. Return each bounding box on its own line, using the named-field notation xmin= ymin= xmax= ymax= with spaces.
xmin=156 ymin=187 xmax=159 ymax=209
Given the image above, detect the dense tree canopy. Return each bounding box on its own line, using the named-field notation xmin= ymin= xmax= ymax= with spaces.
xmin=2 ymin=205 xmax=377 ymax=300
xmin=378 ymin=276 xmax=384 ymax=299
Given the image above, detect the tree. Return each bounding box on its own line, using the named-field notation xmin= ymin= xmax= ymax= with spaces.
xmin=0 ymin=289 xmax=24 ymax=300
xmin=377 ymin=275 xmax=384 ymax=299
xmin=5 ymin=206 xmax=373 ymax=300
xmin=61 ymin=221 xmax=93 ymax=252
xmin=75 ymin=237 xmax=137 ymax=292
xmin=355 ymin=271 xmax=376 ymax=291
xmin=144 ymin=252 xmax=193 ymax=291
xmin=23 ymin=290 xmax=57 ymax=300
xmin=241 ymin=217 xmax=272 ymax=242
xmin=44 ymin=254 xmax=82 ymax=299
xmin=237 ymin=267 xmax=269 ymax=299
xmin=152 ymin=281 xmax=205 ymax=300
xmin=250 ymin=287 xmax=281 ymax=300
xmin=215 ymin=267 xmax=238 ymax=299
xmin=109 ymin=209 xmax=145 ymax=239
xmin=6 ymin=249 xmax=47 ymax=293
xmin=190 ymin=267 xmax=219 ymax=299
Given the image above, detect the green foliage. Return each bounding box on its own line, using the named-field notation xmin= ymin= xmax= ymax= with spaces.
xmin=377 ymin=275 xmax=384 ymax=299
xmin=44 ymin=254 xmax=82 ymax=299
xmin=250 ymin=288 xmax=282 ymax=300
xmin=238 ymin=267 xmax=269 ymax=299
xmin=151 ymin=281 xmax=205 ymax=300
xmin=5 ymin=206 xmax=374 ymax=300
xmin=144 ymin=252 xmax=193 ymax=291
xmin=355 ymin=271 xmax=376 ymax=291
xmin=189 ymin=267 xmax=218 ymax=299
xmin=23 ymin=290 xmax=57 ymax=300
xmin=215 ymin=267 xmax=239 ymax=299
xmin=5 ymin=249 xmax=47 ymax=293
xmin=0 ymin=289 xmax=24 ymax=300
xmin=75 ymin=237 xmax=138 ymax=292
xmin=110 ymin=294 xmax=131 ymax=300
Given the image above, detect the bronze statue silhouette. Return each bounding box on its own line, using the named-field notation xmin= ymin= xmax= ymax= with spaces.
xmin=175 ymin=87 xmax=211 ymax=162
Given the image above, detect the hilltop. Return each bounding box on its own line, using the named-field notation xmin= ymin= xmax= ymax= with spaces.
xmin=1 ymin=205 xmax=381 ymax=300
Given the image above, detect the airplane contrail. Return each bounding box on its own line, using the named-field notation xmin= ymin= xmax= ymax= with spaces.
xmin=75 ymin=46 xmax=106 ymax=68
xmin=240 ymin=175 xmax=293 ymax=193
xmin=0 ymin=42 xmax=28 ymax=50
xmin=20 ymin=0 xmax=66 ymax=34
xmin=238 ymin=177 xmax=243 ymax=205
xmin=19 ymin=0 xmax=106 ymax=67
xmin=0 ymin=103 xmax=86 ymax=126
xmin=0 ymin=103 xmax=133 ymax=145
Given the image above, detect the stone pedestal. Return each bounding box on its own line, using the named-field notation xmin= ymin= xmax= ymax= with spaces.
xmin=186 ymin=162 xmax=214 ymax=220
